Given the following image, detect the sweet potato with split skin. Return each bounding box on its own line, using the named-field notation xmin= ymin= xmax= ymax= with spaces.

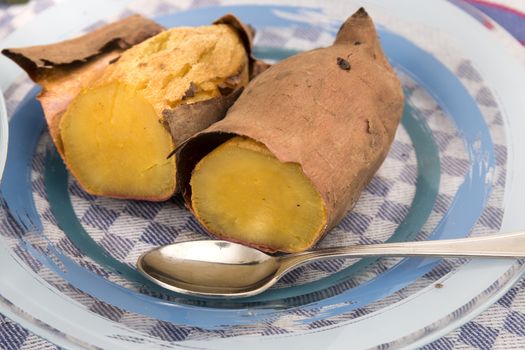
xmin=3 ymin=14 xmax=267 ymax=201
xmin=59 ymin=19 xmax=249 ymax=200
xmin=2 ymin=15 xmax=165 ymax=156
xmin=177 ymin=8 xmax=404 ymax=253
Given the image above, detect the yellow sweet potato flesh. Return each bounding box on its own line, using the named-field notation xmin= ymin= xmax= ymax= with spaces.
xmin=61 ymin=82 xmax=176 ymax=200
xmin=60 ymin=24 xmax=248 ymax=200
xmin=190 ymin=136 xmax=327 ymax=252
xmin=98 ymin=24 xmax=249 ymax=113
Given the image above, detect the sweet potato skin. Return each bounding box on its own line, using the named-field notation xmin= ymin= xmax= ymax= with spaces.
xmin=177 ymin=8 xmax=404 ymax=251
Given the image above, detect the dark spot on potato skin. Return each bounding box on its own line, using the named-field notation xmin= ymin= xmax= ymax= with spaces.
xmin=109 ymin=56 xmax=120 ymax=64
xmin=336 ymin=57 xmax=351 ymax=71
xmin=354 ymin=41 xmax=362 ymax=45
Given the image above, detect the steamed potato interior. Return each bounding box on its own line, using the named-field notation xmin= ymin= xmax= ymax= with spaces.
xmin=98 ymin=24 xmax=249 ymax=115
xmin=60 ymin=82 xmax=176 ymax=200
xmin=190 ymin=136 xmax=327 ymax=252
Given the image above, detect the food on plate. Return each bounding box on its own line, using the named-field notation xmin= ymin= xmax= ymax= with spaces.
xmin=177 ymin=8 xmax=404 ymax=252
xmin=2 ymin=15 xmax=164 ymax=159
xmin=3 ymin=14 xmax=267 ymax=200
xmin=58 ymin=17 xmax=251 ymax=200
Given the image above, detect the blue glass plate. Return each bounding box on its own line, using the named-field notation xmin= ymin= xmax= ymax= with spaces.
xmin=0 ymin=1 xmax=524 ymax=348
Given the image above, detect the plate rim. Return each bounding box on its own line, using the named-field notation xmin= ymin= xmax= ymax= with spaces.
xmin=1 ymin=0 xmax=525 ymax=349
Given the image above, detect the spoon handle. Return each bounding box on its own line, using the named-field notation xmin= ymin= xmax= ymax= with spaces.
xmin=280 ymin=231 xmax=525 ymax=267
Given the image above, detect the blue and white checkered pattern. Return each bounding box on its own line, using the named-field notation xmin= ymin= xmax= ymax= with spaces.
xmin=0 ymin=0 xmax=522 ymax=349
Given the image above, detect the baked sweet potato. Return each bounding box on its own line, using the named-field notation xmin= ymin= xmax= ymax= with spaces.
xmin=177 ymin=8 xmax=404 ymax=253
xmin=3 ymin=14 xmax=267 ymax=201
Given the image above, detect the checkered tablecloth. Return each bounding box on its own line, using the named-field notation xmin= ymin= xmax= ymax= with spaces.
xmin=1 ymin=0 xmax=525 ymax=349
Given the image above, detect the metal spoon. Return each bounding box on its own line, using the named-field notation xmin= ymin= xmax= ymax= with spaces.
xmin=136 ymin=231 xmax=525 ymax=298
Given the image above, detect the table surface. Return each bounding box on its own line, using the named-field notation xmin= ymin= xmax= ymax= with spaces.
xmin=0 ymin=0 xmax=524 ymax=349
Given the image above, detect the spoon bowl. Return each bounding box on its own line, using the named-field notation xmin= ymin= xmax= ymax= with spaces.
xmin=137 ymin=240 xmax=282 ymax=297
xmin=137 ymin=231 xmax=525 ymax=298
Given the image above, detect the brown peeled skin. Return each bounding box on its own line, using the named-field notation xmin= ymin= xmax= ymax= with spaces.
xmin=3 ymin=14 xmax=268 ymax=201
xmin=177 ymin=8 xmax=405 ymax=253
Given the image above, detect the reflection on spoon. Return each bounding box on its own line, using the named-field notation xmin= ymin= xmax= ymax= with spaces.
xmin=137 ymin=231 xmax=525 ymax=298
